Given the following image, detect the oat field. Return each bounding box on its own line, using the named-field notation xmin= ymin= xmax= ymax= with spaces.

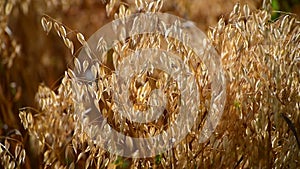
xmin=1 ymin=0 xmax=300 ymax=168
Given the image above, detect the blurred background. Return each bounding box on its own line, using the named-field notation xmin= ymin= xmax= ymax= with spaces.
xmin=0 ymin=0 xmax=299 ymax=168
